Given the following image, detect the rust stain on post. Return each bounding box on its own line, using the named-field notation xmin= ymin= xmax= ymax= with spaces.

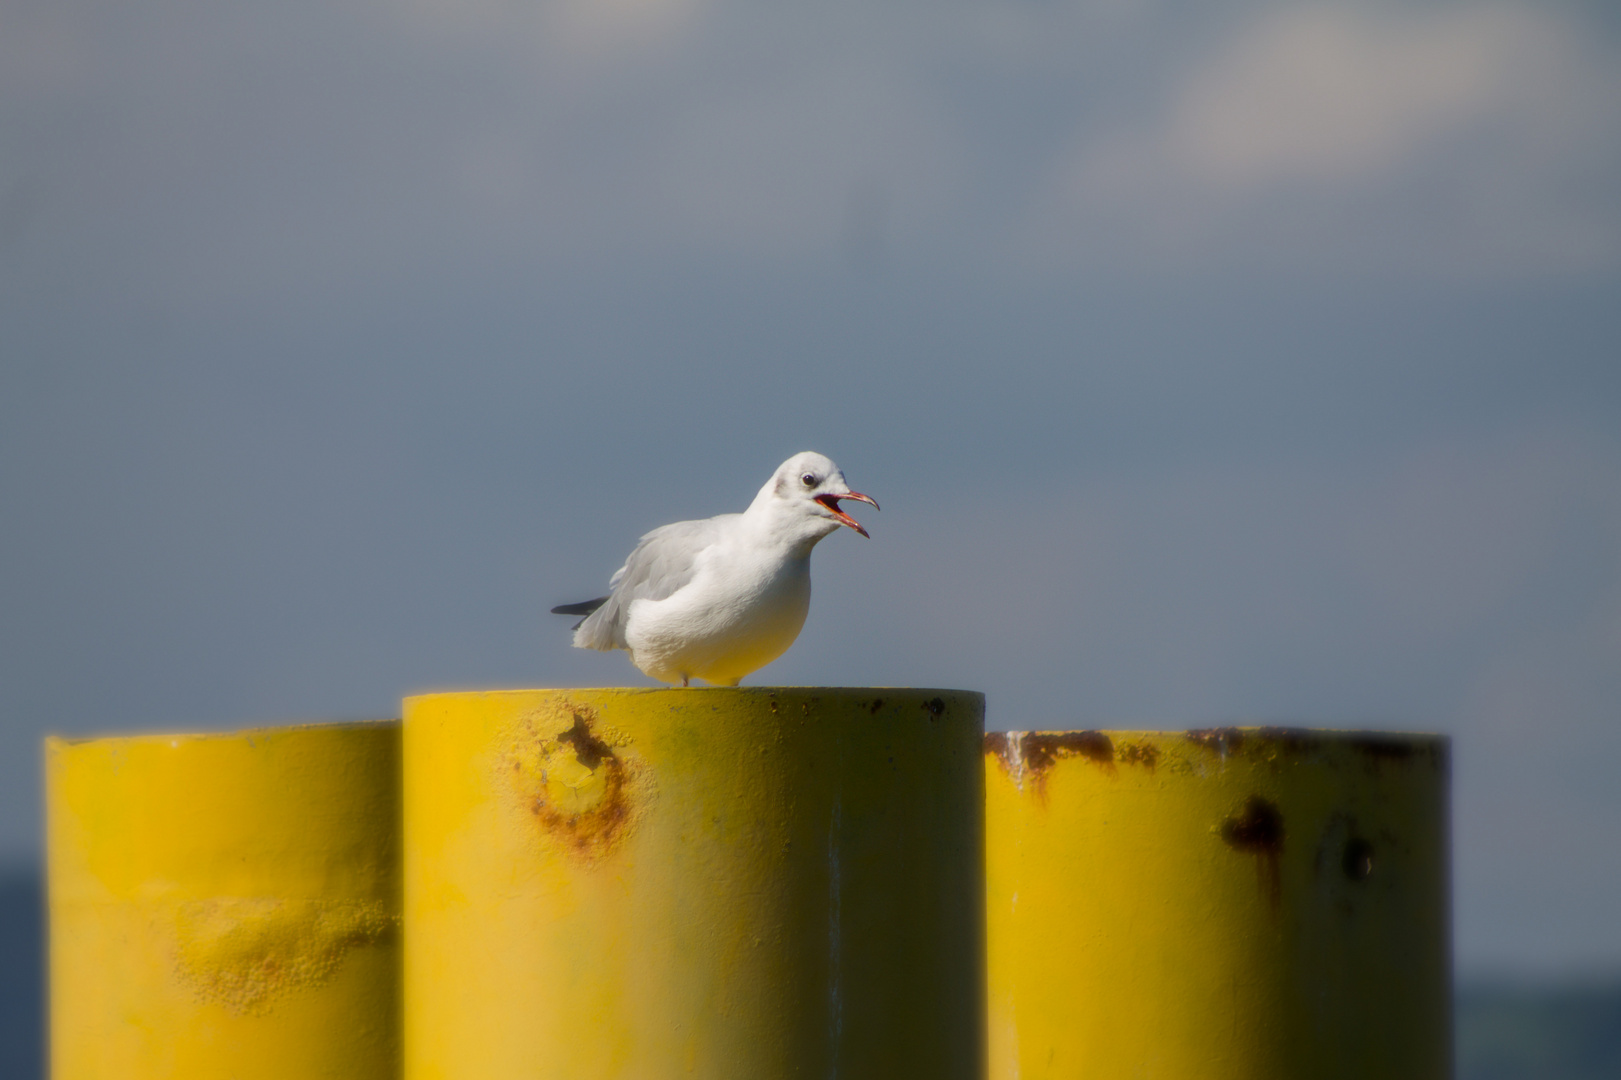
xmin=984 ymin=731 xmax=1117 ymax=797
xmin=1026 ymin=732 xmax=1115 ymax=775
xmin=1185 ymin=726 xmax=1450 ymax=773
xmin=1219 ymin=795 xmax=1286 ymax=912
xmin=506 ymin=701 xmax=645 ymax=863
xmin=1186 ymin=727 xmax=1246 ymax=755
xmin=983 ymin=732 xmax=1015 ymax=768
xmin=1116 ymin=741 xmax=1159 ymax=771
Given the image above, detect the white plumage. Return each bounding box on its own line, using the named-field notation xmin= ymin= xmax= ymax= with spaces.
xmin=552 ymin=452 xmax=878 ymax=686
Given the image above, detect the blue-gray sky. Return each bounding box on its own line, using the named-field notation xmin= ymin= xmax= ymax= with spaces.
xmin=2 ymin=0 xmax=1618 ymax=977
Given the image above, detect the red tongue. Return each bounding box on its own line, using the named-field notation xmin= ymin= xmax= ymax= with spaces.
xmin=816 ymin=494 xmax=871 ymax=538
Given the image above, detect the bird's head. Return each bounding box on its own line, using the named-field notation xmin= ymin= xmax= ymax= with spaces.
xmin=761 ymin=451 xmax=879 ymax=538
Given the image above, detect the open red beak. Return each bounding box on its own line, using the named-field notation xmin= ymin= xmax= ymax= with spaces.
xmin=815 ymin=491 xmax=879 ymax=538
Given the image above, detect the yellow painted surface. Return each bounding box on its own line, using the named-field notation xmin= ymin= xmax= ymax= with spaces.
xmin=986 ymin=728 xmax=1449 ymax=1080
xmin=46 ymin=721 xmax=401 ymax=1080
xmin=403 ymin=688 xmax=985 ymax=1080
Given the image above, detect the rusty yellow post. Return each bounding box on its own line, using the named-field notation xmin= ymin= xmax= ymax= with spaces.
xmin=985 ymin=728 xmax=1449 ymax=1080
xmin=403 ymin=687 xmax=984 ymax=1079
xmin=46 ymin=721 xmax=401 ymax=1080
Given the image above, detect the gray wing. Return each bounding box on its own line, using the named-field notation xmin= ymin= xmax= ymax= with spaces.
xmin=572 ymin=515 xmax=737 ymax=651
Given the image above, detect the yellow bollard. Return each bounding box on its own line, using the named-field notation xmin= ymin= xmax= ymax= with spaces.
xmin=46 ymin=721 xmax=401 ymax=1079
xmin=985 ymin=728 xmax=1449 ymax=1080
xmin=403 ymin=687 xmax=984 ymax=1079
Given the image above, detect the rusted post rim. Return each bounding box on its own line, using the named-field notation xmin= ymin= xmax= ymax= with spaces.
xmin=985 ymin=726 xmax=1448 ymax=774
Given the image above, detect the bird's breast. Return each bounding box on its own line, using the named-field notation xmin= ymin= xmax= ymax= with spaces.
xmin=624 ymin=552 xmax=811 ymax=677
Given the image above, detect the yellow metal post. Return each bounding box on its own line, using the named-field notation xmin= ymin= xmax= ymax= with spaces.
xmin=985 ymin=728 xmax=1449 ymax=1080
xmin=46 ymin=721 xmax=401 ymax=1080
xmin=403 ymin=687 xmax=984 ymax=1080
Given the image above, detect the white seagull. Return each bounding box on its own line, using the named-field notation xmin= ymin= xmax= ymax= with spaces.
xmin=552 ymin=451 xmax=878 ymax=686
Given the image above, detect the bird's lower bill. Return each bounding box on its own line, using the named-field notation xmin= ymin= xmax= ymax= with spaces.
xmin=815 ymin=492 xmax=877 ymax=537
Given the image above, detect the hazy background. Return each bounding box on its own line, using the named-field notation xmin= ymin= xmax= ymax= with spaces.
xmin=3 ymin=0 xmax=1619 ymax=1004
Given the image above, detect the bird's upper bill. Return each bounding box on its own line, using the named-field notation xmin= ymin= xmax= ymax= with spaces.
xmin=815 ymin=491 xmax=879 ymax=537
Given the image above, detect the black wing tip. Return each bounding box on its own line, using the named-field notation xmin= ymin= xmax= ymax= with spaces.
xmin=551 ymin=596 xmax=610 ymax=617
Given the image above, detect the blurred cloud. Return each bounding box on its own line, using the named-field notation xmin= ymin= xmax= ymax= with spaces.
xmin=390 ymin=0 xmax=713 ymax=53
xmin=1051 ymin=4 xmax=1621 ymax=274
xmin=1113 ymin=7 xmax=1561 ymax=186
xmin=7 ymin=0 xmax=1617 ymax=312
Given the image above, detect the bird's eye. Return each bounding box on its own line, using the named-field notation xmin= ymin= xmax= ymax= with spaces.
xmin=801 ymin=473 xmax=817 ymax=487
